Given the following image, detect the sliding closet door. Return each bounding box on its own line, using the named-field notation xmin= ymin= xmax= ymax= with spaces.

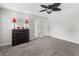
xmin=35 ymin=16 xmax=48 ymax=38
xmin=27 ymin=14 xmax=49 ymax=40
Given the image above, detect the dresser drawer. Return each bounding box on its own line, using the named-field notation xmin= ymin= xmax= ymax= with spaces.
xmin=12 ymin=29 xmax=29 ymax=46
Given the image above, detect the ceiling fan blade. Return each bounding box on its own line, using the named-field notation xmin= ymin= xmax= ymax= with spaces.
xmin=53 ymin=8 xmax=61 ymax=11
xmin=40 ymin=5 xmax=48 ymax=8
xmin=52 ymin=3 xmax=61 ymax=8
xmin=40 ymin=9 xmax=47 ymax=12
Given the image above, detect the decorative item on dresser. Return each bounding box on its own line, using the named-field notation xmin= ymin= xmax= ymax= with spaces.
xmin=12 ymin=17 xmax=16 ymax=29
xmin=12 ymin=29 xmax=29 ymax=46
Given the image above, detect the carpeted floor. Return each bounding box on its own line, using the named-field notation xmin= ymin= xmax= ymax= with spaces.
xmin=0 ymin=36 xmax=79 ymax=56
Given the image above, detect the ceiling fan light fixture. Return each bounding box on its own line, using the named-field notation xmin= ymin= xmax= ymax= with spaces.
xmin=47 ymin=9 xmax=52 ymax=14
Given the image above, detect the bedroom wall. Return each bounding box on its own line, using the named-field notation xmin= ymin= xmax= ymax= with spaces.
xmin=0 ymin=8 xmax=2 ymax=44
xmin=0 ymin=7 xmax=48 ymax=46
xmin=0 ymin=8 xmax=36 ymax=46
xmin=48 ymin=3 xmax=79 ymax=44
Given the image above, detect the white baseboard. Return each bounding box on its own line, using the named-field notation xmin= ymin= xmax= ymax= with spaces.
xmin=49 ymin=35 xmax=79 ymax=44
xmin=1 ymin=35 xmax=79 ymax=47
xmin=0 ymin=42 xmax=11 ymax=47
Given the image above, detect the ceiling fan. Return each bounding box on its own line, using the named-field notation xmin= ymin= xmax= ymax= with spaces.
xmin=40 ymin=3 xmax=61 ymax=14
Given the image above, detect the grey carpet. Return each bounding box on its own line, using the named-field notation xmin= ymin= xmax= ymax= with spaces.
xmin=0 ymin=36 xmax=79 ymax=56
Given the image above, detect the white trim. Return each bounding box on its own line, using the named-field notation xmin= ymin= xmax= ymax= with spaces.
xmin=0 ymin=35 xmax=79 ymax=47
xmin=49 ymin=35 xmax=79 ymax=44
xmin=0 ymin=7 xmax=48 ymax=19
xmin=0 ymin=42 xmax=11 ymax=47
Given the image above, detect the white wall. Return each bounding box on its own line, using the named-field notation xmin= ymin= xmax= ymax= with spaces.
xmin=0 ymin=8 xmax=48 ymax=46
xmin=0 ymin=8 xmax=35 ymax=46
xmin=0 ymin=8 xmax=2 ymax=44
xmin=48 ymin=3 xmax=79 ymax=43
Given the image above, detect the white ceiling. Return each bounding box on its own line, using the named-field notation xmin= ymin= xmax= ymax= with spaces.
xmin=0 ymin=3 xmax=52 ymax=15
xmin=0 ymin=3 xmax=79 ymax=17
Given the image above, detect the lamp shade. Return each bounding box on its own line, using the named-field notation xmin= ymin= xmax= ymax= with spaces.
xmin=12 ymin=18 xmax=16 ymax=23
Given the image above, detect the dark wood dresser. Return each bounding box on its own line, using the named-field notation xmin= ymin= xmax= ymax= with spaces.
xmin=12 ymin=29 xmax=29 ymax=46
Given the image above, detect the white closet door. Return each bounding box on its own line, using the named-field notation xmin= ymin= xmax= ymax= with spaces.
xmin=35 ymin=17 xmax=48 ymax=38
xmin=35 ymin=19 xmax=39 ymax=37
